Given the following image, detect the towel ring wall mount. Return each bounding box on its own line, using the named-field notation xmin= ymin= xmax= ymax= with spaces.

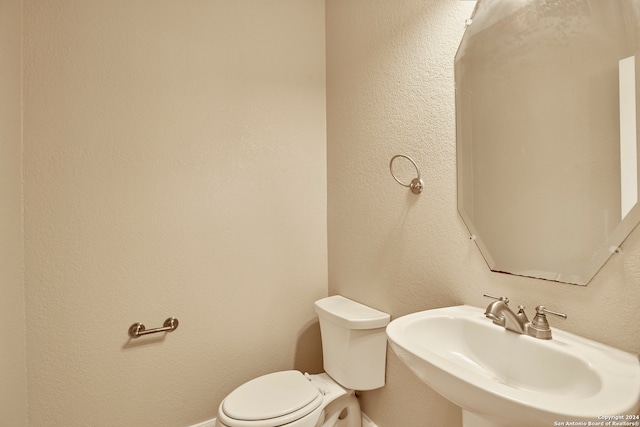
xmin=389 ymin=154 xmax=424 ymax=194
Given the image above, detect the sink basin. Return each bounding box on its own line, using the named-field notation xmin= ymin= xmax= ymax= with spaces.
xmin=386 ymin=305 xmax=640 ymax=427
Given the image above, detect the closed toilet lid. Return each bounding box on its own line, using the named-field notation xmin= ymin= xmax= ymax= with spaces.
xmin=222 ymin=370 xmax=322 ymax=422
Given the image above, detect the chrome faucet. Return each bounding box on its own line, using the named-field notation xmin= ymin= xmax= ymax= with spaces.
xmin=483 ymin=295 xmax=528 ymax=334
xmin=483 ymin=294 xmax=567 ymax=340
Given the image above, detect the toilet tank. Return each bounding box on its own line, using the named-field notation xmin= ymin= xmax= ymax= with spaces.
xmin=314 ymin=295 xmax=391 ymax=391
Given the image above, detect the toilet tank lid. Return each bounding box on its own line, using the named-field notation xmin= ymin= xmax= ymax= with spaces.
xmin=314 ymin=295 xmax=390 ymax=329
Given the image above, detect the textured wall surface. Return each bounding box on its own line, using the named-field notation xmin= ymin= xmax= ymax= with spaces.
xmin=23 ymin=1 xmax=326 ymax=425
xmin=326 ymin=1 xmax=640 ymax=426
xmin=0 ymin=0 xmax=27 ymax=425
xmin=14 ymin=1 xmax=640 ymax=425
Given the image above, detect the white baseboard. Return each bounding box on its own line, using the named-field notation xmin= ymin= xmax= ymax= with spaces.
xmin=362 ymin=412 xmax=379 ymax=427
xmin=191 ymin=413 xmax=377 ymax=427
xmin=189 ymin=418 xmax=216 ymax=427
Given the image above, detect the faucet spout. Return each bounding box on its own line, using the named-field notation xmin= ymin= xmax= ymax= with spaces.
xmin=484 ymin=311 xmax=505 ymax=327
xmin=484 ymin=300 xmax=528 ymax=334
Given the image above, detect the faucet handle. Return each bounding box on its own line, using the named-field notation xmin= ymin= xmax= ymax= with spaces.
xmin=528 ymin=305 xmax=567 ymax=340
xmin=536 ymin=306 xmax=567 ymax=319
xmin=483 ymin=294 xmax=509 ymax=304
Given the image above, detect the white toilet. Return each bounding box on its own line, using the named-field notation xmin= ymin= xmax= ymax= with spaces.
xmin=215 ymin=295 xmax=391 ymax=427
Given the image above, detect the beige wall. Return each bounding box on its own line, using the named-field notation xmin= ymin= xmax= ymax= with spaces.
xmin=23 ymin=1 xmax=326 ymax=426
xmin=326 ymin=1 xmax=640 ymax=426
xmin=0 ymin=0 xmax=28 ymax=425
xmin=13 ymin=1 xmax=640 ymax=426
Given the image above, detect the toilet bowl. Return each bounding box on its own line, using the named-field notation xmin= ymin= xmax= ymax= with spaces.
xmin=215 ymin=295 xmax=390 ymax=427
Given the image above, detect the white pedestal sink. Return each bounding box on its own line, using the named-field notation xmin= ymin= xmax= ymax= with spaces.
xmin=386 ymin=305 xmax=640 ymax=427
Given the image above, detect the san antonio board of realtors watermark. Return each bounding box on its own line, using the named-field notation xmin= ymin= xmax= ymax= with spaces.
xmin=553 ymin=415 xmax=640 ymax=426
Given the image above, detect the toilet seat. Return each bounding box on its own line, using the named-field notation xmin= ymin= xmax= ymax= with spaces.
xmin=219 ymin=370 xmax=323 ymax=427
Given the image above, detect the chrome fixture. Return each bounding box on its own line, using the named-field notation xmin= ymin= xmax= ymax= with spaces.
xmin=483 ymin=294 xmax=566 ymax=340
xmin=527 ymin=306 xmax=568 ymax=340
xmin=483 ymin=295 xmax=528 ymax=334
xmin=389 ymin=154 xmax=423 ymax=194
xmin=128 ymin=317 xmax=179 ymax=339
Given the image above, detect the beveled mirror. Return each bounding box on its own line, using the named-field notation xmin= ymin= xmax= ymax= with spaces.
xmin=456 ymin=0 xmax=640 ymax=285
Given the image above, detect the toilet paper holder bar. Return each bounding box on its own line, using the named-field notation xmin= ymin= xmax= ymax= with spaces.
xmin=128 ymin=317 xmax=179 ymax=339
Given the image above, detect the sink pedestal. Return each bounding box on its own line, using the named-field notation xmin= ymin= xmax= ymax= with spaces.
xmin=462 ymin=410 xmax=504 ymax=427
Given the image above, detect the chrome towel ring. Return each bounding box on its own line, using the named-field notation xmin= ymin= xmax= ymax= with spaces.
xmin=389 ymin=154 xmax=424 ymax=194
